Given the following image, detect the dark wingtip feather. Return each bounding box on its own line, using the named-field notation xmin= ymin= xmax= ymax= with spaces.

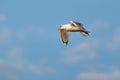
xmin=85 ymin=31 xmax=90 ymax=36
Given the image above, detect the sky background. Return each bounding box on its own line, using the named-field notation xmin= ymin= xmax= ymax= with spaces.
xmin=0 ymin=0 xmax=120 ymax=80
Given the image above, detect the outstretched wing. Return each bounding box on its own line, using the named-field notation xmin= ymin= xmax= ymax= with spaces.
xmin=59 ymin=29 xmax=69 ymax=45
xmin=70 ymin=21 xmax=85 ymax=30
xmin=71 ymin=20 xmax=83 ymax=26
xmin=71 ymin=21 xmax=90 ymax=36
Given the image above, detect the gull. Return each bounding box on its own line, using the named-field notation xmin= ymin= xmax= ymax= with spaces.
xmin=58 ymin=21 xmax=90 ymax=45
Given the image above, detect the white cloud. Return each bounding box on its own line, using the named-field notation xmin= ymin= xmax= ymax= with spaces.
xmin=0 ymin=15 xmax=6 ymax=21
xmin=60 ymin=40 xmax=100 ymax=63
xmin=0 ymin=59 xmax=56 ymax=80
xmin=89 ymin=20 xmax=110 ymax=31
xmin=29 ymin=64 xmax=56 ymax=75
xmin=5 ymin=46 xmax=56 ymax=75
xmin=16 ymin=26 xmax=46 ymax=41
xmin=0 ymin=26 xmax=46 ymax=44
xmin=0 ymin=44 xmax=56 ymax=76
xmin=0 ymin=26 xmax=56 ymax=79
xmin=0 ymin=60 xmax=22 ymax=80
xmin=6 ymin=47 xmax=27 ymax=70
xmin=107 ymin=27 xmax=120 ymax=50
xmin=8 ymin=47 xmax=23 ymax=58
xmin=87 ymin=20 xmax=120 ymax=52
xmin=77 ymin=69 xmax=120 ymax=80
xmin=0 ymin=28 xmax=12 ymax=43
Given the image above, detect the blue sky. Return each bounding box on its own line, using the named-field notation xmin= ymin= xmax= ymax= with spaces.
xmin=0 ymin=0 xmax=120 ymax=80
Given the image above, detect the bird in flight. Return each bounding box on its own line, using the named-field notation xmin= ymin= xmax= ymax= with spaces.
xmin=58 ymin=21 xmax=90 ymax=45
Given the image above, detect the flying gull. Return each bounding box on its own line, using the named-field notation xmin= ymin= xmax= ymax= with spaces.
xmin=58 ymin=21 xmax=90 ymax=45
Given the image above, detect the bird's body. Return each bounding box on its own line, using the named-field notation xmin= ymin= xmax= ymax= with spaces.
xmin=59 ymin=24 xmax=80 ymax=32
xmin=58 ymin=21 xmax=90 ymax=45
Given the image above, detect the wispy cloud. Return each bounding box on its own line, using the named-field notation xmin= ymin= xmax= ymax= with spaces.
xmin=16 ymin=26 xmax=46 ymax=41
xmin=0 ymin=60 xmax=22 ymax=80
xmin=60 ymin=40 xmax=100 ymax=63
xmin=0 ymin=28 xmax=12 ymax=43
xmin=0 ymin=25 xmax=56 ymax=79
xmin=8 ymin=47 xmax=23 ymax=58
xmin=107 ymin=27 xmax=120 ymax=50
xmin=1 ymin=45 xmax=56 ymax=75
xmin=88 ymin=20 xmax=120 ymax=52
xmin=0 ymin=15 xmax=6 ymax=21
xmin=89 ymin=20 xmax=110 ymax=31
xmin=77 ymin=69 xmax=120 ymax=80
xmin=0 ymin=59 xmax=56 ymax=80
xmin=0 ymin=25 xmax=46 ymax=44
xmin=29 ymin=64 xmax=56 ymax=75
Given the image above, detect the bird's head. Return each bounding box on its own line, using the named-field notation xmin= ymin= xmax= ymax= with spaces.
xmin=58 ymin=25 xmax=62 ymax=30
